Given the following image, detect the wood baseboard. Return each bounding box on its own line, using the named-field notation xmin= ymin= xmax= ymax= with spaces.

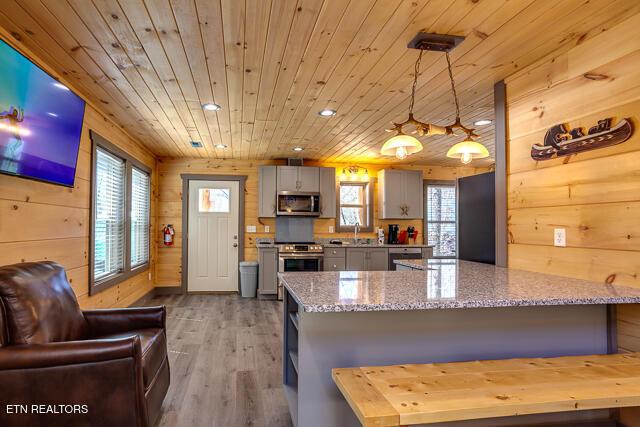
xmin=154 ymin=286 xmax=183 ymax=295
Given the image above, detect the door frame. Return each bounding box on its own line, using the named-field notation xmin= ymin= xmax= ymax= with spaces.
xmin=181 ymin=174 xmax=247 ymax=294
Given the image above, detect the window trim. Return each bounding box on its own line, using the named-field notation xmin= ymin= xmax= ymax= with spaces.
xmin=335 ymin=181 xmax=374 ymax=232
xmin=424 ymin=180 xmax=457 ymax=259
xmin=89 ymin=130 xmax=151 ymax=295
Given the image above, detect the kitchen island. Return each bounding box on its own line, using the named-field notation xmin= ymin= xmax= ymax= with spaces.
xmin=279 ymin=261 xmax=640 ymax=427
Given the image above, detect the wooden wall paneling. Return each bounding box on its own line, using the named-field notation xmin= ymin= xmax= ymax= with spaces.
xmin=503 ymin=14 xmax=640 ymax=425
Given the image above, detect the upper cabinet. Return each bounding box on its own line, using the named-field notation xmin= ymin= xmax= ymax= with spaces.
xmin=277 ymin=166 xmax=319 ymax=192
xmin=319 ymin=167 xmax=336 ymax=218
xmin=258 ymin=166 xmax=278 ymax=217
xmin=378 ymin=169 xmax=423 ymax=219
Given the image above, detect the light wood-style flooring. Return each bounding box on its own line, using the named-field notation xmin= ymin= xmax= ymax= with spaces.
xmin=148 ymin=294 xmax=292 ymax=427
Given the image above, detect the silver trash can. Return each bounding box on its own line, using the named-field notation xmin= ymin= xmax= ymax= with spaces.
xmin=239 ymin=261 xmax=259 ymax=298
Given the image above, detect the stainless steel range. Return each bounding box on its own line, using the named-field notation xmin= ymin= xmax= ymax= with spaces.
xmin=277 ymin=243 xmax=324 ymax=299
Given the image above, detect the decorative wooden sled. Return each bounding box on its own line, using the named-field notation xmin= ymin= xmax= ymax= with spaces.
xmin=531 ymin=117 xmax=634 ymax=161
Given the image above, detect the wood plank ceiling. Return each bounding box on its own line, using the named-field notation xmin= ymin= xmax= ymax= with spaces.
xmin=0 ymin=0 xmax=637 ymax=165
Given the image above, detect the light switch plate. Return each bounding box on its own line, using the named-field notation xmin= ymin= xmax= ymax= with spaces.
xmin=264 ymin=225 xmax=270 ymax=233
xmin=329 ymin=225 xmax=335 ymax=233
xmin=247 ymin=225 xmax=257 ymax=233
xmin=554 ymin=228 xmax=566 ymax=247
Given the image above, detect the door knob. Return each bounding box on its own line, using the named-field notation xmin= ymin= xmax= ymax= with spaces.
xmin=232 ymin=243 xmax=238 ymax=248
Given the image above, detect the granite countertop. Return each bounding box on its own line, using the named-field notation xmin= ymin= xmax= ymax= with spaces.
xmin=394 ymin=258 xmax=447 ymax=269
xmin=278 ymin=260 xmax=640 ymax=313
xmin=322 ymin=243 xmax=433 ymax=248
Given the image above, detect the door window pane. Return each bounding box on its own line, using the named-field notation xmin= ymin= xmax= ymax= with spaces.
xmin=199 ymin=188 xmax=230 ymax=212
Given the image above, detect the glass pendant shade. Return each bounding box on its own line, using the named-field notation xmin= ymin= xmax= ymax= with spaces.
xmin=380 ymin=133 xmax=423 ymax=160
xmin=446 ymin=137 xmax=490 ymax=164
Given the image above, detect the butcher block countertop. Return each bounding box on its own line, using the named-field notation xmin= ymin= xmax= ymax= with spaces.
xmin=278 ymin=260 xmax=640 ymax=313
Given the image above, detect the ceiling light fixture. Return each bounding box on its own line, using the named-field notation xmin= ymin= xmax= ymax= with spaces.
xmin=215 ymin=144 xmax=227 ymax=149
xmin=380 ymin=33 xmax=489 ymax=165
xmin=202 ymin=103 xmax=221 ymax=111
xmin=446 ymin=135 xmax=490 ymax=164
xmin=319 ymin=108 xmax=337 ymax=117
xmin=190 ymin=141 xmax=203 ymax=148
xmin=473 ymin=119 xmax=492 ymax=126
xmin=292 ymin=147 xmax=304 ymax=152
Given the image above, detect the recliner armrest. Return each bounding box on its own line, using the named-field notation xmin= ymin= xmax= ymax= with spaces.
xmin=0 ymin=336 xmax=140 ymax=370
xmin=83 ymin=306 xmax=166 ymax=337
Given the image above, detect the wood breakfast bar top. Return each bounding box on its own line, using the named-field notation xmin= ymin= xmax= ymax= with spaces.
xmin=332 ymin=352 xmax=640 ymax=426
xmin=278 ymin=260 xmax=640 ymax=313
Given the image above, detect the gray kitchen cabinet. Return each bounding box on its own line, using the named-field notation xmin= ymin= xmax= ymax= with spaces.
xmin=345 ymin=248 xmax=367 ymax=271
xmin=258 ymin=166 xmax=277 ymax=217
xmin=404 ymin=170 xmax=424 ymax=218
xmin=319 ymin=167 xmax=336 ymax=218
xmin=323 ymin=257 xmax=345 ymax=271
xmin=324 ymin=247 xmax=345 ymax=258
xmin=367 ymin=248 xmax=389 ymax=271
xmin=276 ymin=166 xmax=319 ymax=192
xmin=276 ymin=166 xmax=299 ymax=192
xmin=258 ymin=248 xmax=278 ymax=295
xmin=378 ymin=169 xmax=423 ymax=219
xmin=422 ymin=247 xmax=434 ymax=259
xmin=346 ymin=247 xmax=389 ymax=271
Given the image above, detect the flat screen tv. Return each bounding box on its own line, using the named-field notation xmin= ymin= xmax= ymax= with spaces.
xmin=0 ymin=39 xmax=86 ymax=187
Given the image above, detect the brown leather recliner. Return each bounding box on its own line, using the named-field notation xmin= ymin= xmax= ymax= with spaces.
xmin=0 ymin=261 xmax=170 ymax=427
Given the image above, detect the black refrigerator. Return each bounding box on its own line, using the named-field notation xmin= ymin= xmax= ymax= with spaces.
xmin=457 ymin=171 xmax=495 ymax=264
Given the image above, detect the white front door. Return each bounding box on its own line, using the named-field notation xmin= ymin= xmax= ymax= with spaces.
xmin=188 ymin=180 xmax=239 ymax=292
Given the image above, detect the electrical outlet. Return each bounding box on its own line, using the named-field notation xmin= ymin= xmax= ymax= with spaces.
xmin=329 ymin=225 xmax=335 ymax=233
xmin=554 ymin=228 xmax=566 ymax=247
xmin=247 ymin=225 xmax=257 ymax=233
xmin=264 ymin=225 xmax=270 ymax=233
xmin=148 ymin=272 xmax=152 ymax=281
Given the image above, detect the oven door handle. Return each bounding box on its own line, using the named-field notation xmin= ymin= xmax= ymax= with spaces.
xmin=279 ymin=254 xmax=324 ymax=259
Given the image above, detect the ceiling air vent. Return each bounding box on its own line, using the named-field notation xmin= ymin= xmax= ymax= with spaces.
xmin=190 ymin=141 xmax=203 ymax=148
xmin=287 ymin=158 xmax=303 ymax=166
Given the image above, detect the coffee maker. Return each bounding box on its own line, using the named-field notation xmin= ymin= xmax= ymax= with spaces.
xmin=387 ymin=224 xmax=399 ymax=244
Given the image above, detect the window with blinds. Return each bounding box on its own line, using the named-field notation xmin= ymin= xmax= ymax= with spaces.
xmin=426 ymin=184 xmax=456 ymax=258
xmin=94 ymin=147 xmax=126 ymax=281
xmin=90 ymin=130 xmax=152 ymax=294
xmin=131 ymin=167 xmax=150 ymax=268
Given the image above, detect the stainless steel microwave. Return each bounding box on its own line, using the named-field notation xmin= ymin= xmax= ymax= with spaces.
xmin=276 ymin=191 xmax=320 ymax=216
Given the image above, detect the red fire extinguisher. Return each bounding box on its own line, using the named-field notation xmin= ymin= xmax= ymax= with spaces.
xmin=163 ymin=224 xmax=175 ymax=246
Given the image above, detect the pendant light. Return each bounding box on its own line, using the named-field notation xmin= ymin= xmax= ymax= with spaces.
xmin=442 ymin=50 xmax=489 ymax=165
xmin=380 ymin=33 xmax=489 ymax=164
xmin=381 ymin=49 xmax=428 ymax=160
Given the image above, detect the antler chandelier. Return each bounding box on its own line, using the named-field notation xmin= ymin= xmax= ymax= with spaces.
xmin=380 ymin=33 xmax=489 ymax=164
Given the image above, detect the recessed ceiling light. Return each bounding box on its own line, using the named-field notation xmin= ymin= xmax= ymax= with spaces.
xmin=190 ymin=141 xmax=203 ymax=148
xmin=292 ymin=147 xmax=304 ymax=152
xmin=202 ymin=103 xmax=221 ymax=111
xmin=318 ymin=108 xmax=336 ymax=117
xmin=215 ymin=144 xmax=227 ymax=149
xmin=46 ymin=112 xmax=58 ymax=117
xmin=473 ymin=119 xmax=492 ymax=126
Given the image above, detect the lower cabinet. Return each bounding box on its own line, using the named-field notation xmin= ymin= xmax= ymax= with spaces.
xmin=258 ymin=248 xmax=278 ymax=295
xmin=346 ymin=248 xmax=389 ymax=271
xmin=323 ymin=257 xmax=346 ymax=271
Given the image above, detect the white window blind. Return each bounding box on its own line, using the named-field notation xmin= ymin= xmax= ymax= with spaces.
xmin=131 ymin=167 xmax=150 ymax=268
xmin=94 ymin=147 xmax=126 ymax=281
xmin=426 ymin=184 xmax=456 ymax=257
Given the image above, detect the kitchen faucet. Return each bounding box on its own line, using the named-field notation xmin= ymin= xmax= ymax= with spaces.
xmin=354 ymin=222 xmax=360 ymax=244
